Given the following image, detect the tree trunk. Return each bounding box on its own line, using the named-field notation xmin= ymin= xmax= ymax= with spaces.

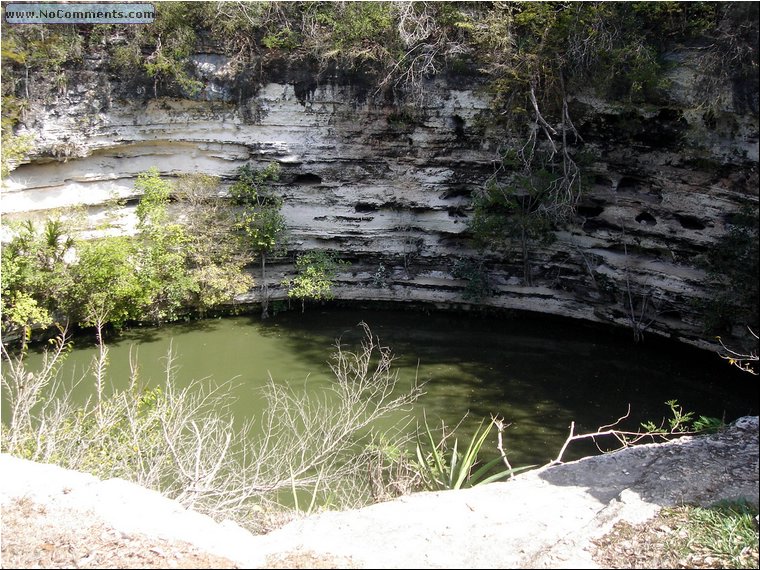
xmin=260 ymin=253 xmax=269 ymax=319
xmin=521 ymin=226 xmax=531 ymax=286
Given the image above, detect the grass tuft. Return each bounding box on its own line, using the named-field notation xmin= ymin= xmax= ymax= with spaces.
xmin=665 ymin=500 xmax=760 ymax=569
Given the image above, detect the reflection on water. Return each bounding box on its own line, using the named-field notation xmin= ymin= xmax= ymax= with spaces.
xmin=9 ymin=306 xmax=759 ymax=467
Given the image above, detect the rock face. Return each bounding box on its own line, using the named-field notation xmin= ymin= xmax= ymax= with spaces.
xmin=2 ymin=48 xmax=758 ymax=349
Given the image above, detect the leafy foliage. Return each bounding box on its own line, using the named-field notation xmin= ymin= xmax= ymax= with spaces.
xmin=230 ymin=162 xmax=286 ymax=318
xmin=1 ymin=93 xmax=32 ymax=167
xmin=702 ymin=204 xmax=759 ymax=338
xmin=0 ymin=24 xmax=84 ymax=73
xmin=134 ymin=167 xmax=195 ymax=324
xmin=230 ymin=163 xmax=283 ymax=251
xmin=3 ymin=1 xmax=754 ymax=111
xmin=1 ymin=127 xmax=33 ymax=178
xmin=110 ymin=2 xmax=203 ymax=97
xmin=414 ymin=414 xmax=531 ymax=491
xmin=283 ymin=251 xmax=349 ymax=312
xmin=1 ymin=165 xmax=276 ymax=337
xmin=451 ymin=258 xmax=491 ymax=301
xmin=174 ymin=173 xmax=253 ymax=315
xmin=640 ymin=400 xmax=724 ymax=436
xmin=470 ymin=170 xmax=558 ymax=286
xmin=0 ymin=219 xmax=74 ymax=341
xmin=313 ymin=1 xmax=397 ymax=65
xmin=65 ymin=237 xmax=144 ymax=329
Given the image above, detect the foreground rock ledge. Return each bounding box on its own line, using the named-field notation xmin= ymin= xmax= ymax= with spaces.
xmin=1 ymin=416 xmax=758 ymax=569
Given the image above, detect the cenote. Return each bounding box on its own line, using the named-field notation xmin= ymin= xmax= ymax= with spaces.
xmin=10 ymin=305 xmax=760 ymax=468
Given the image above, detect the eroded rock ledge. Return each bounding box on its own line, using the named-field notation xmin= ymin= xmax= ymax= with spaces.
xmin=1 ymin=417 xmax=757 ymax=569
xmin=2 ymin=47 xmax=758 ymax=350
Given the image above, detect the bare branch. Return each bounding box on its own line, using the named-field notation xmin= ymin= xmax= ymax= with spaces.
xmin=548 ymin=404 xmax=712 ymax=466
xmin=491 ymin=414 xmax=514 ymax=478
xmin=717 ymin=327 xmax=759 ymax=375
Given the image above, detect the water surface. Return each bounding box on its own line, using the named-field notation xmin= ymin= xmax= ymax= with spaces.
xmin=10 ymin=306 xmax=759 ymax=467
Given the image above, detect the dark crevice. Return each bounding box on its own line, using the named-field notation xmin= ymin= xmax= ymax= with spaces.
xmin=294 ymin=173 xmax=322 ymax=185
xmin=617 ymin=177 xmax=640 ymax=191
xmin=635 ymin=211 xmax=657 ymax=225
xmin=578 ymin=204 xmax=604 ymax=218
xmin=674 ymin=214 xmax=706 ymax=230
xmin=447 ymin=206 xmax=467 ymax=218
xmin=595 ymin=175 xmax=613 ymax=188
xmin=451 ymin=114 xmax=466 ymax=139
xmin=355 ymin=202 xmax=378 ymax=213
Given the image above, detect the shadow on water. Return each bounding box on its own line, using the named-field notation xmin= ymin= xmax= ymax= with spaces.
xmin=106 ymin=317 xmax=225 ymax=348
xmin=238 ymin=306 xmax=759 ymax=465
xmin=9 ymin=304 xmax=759 ymax=468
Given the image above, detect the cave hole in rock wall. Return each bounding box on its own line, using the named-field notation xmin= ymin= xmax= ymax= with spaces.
xmin=635 ymin=211 xmax=657 ymax=226
xmin=450 ymin=115 xmax=466 ymax=139
xmin=594 ymin=175 xmax=614 ymax=188
xmin=355 ymin=202 xmax=379 ymax=213
xmin=578 ymin=204 xmax=605 ymax=218
xmin=616 ymin=177 xmax=640 ymax=192
xmin=617 ymin=177 xmax=662 ymax=204
xmin=674 ymin=214 xmax=706 ymax=230
xmin=294 ymin=173 xmax=322 ymax=185
xmin=441 ymin=186 xmax=473 ymax=199
xmin=447 ymin=205 xmax=467 ymax=218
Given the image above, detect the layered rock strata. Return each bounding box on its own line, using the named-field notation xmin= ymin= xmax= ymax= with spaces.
xmin=2 ymin=48 xmax=758 ymax=349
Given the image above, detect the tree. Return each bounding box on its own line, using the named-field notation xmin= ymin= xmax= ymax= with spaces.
xmin=451 ymin=258 xmax=491 ymax=302
xmin=702 ymin=203 xmax=759 ymax=363
xmin=110 ymin=2 xmax=203 ymax=98
xmin=0 ymin=129 xmax=33 ymax=179
xmin=174 ymin=173 xmax=253 ymax=316
xmin=230 ymin=163 xmax=285 ymax=319
xmin=703 ymin=204 xmax=759 ymax=335
xmin=66 ymin=237 xmax=144 ymax=332
xmin=470 ymin=167 xmax=556 ymax=286
xmin=134 ymin=167 xmax=195 ymax=324
xmin=282 ymin=251 xmax=349 ymax=313
xmin=0 ymin=219 xmax=73 ymax=343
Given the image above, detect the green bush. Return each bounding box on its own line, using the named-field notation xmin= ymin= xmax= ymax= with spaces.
xmin=0 ymin=219 xmax=74 ymax=341
xmin=282 ymin=251 xmax=349 ymax=312
xmin=0 ymin=166 xmax=266 ymax=337
xmin=451 ymin=258 xmax=491 ymax=301
xmin=640 ymin=400 xmax=724 ymax=435
xmin=134 ymin=168 xmax=196 ymax=324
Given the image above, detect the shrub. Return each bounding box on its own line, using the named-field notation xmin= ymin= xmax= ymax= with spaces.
xmin=1 ymin=323 xmax=423 ymax=532
xmin=282 ymin=251 xmax=349 ymax=312
xmin=414 ymin=413 xmax=532 ymax=491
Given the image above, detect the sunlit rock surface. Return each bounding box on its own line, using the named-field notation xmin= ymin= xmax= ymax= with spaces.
xmin=2 ymin=47 xmax=757 ymax=349
xmin=1 ymin=416 xmax=757 ymax=568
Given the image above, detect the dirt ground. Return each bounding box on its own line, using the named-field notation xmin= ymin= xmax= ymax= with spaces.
xmin=592 ymin=508 xmax=758 ymax=569
xmin=1 ymin=495 xmax=239 ymax=569
xmin=0 ymin=491 xmax=365 ymax=569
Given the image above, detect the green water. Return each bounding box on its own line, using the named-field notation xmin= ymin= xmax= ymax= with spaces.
xmin=7 ymin=306 xmax=759 ymax=467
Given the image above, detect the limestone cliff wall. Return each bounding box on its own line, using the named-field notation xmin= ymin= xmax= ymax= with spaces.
xmin=2 ymin=48 xmax=757 ymax=349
